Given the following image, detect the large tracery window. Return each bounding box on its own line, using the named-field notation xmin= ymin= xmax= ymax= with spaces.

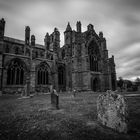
xmin=88 ymin=40 xmax=100 ymax=72
xmin=89 ymin=55 xmax=98 ymax=71
xmin=7 ymin=59 xmax=25 ymax=85
xmin=37 ymin=63 xmax=49 ymax=85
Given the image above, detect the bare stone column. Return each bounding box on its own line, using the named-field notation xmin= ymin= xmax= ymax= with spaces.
xmin=30 ymin=62 xmax=36 ymax=93
xmin=0 ymin=67 xmax=2 ymax=96
xmin=25 ymin=75 xmax=30 ymax=96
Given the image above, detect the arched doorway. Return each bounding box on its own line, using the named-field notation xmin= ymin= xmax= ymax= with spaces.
xmin=58 ymin=65 xmax=66 ymax=91
xmin=91 ymin=77 xmax=99 ymax=92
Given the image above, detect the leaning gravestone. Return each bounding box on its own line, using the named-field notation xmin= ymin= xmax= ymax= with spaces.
xmin=51 ymin=89 xmax=59 ymax=109
xmin=97 ymin=90 xmax=128 ymax=133
xmin=22 ymin=84 xmax=27 ymax=96
xmin=73 ymin=89 xmax=76 ymax=97
xmin=50 ymin=85 xmax=53 ymax=93
xmin=18 ymin=84 xmax=30 ymax=99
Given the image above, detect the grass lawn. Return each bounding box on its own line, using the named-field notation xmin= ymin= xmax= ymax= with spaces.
xmin=0 ymin=91 xmax=140 ymax=140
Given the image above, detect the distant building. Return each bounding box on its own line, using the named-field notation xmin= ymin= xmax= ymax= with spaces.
xmin=0 ymin=18 xmax=117 ymax=94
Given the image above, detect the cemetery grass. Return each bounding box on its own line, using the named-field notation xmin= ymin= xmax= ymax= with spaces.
xmin=0 ymin=92 xmax=140 ymax=140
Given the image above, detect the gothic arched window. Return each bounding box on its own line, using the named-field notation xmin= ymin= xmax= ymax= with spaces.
xmin=88 ymin=40 xmax=100 ymax=72
xmin=7 ymin=59 xmax=25 ymax=85
xmin=37 ymin=63 xmax=49 ymax=85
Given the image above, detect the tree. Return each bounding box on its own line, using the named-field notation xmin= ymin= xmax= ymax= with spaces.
xmin=127 ymin=80 xmax=132 ymax=88
xmin=135 ymin=77 xmax=140 ymax=83
xmin=117 ymin=77 xmax=124 ymax=92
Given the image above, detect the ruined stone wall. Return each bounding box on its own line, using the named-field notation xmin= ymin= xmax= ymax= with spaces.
xmin=0 ymin=20 xmax=117 ymax=93
xmin=1 ymin=33 xmax=57 ymax=94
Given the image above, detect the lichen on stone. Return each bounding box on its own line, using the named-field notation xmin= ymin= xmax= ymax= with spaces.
xmin=97 ymin=90 xmax=128 ymax=133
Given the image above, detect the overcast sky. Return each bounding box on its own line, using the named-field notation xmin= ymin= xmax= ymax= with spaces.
xmin=0 ymin=0 xmax=140 ymax=81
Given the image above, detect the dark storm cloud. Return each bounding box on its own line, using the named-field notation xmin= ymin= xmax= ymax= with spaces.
xmin=0 ymin=0 xmax=140 ymax=80
xmin=117 ymin=0 xmax=140 ymax=9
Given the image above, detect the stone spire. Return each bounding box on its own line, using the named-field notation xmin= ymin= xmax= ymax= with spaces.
xmin=76 ymin=21 xmax=81 ymax=32
xmin=87 ymin=24 xmax=94 ymax=31
xmin=31 ymin=35 xmax=35 ymax=46
xmin=66 ymin=22 xmax=72 ymax=32
xmin=44 ymin=32 xmax=50 ymax=50
xmin=25 ymin=26 xmax=30 ymax=45
xmin=99 ymin=31 xmax=103 ymax=38
xmin=0 ymin=18 xmax=6 ymax=38
xmin=44 ymin=32 xmax=50 ymax=43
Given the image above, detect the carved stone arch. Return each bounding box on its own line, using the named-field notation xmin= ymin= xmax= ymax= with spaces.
xmin=87 ymin=37 xmax=100 ymax=57
xmin=5 ymin=58 xmax=28 ymax=71
xmin=36 ymin=61 xmax=51 ymax=72
xmin=86 ymin=36 xmax=99 ymax=45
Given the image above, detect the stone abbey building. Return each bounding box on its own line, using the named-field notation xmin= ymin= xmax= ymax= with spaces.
xmin=0 ymin=18 xmax=116 ymax=94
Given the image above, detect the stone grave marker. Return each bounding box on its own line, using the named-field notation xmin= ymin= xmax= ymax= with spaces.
xmin=51 ymin=89 xmax=59 ymax=109
xmin=97 ymin=90 xmax=128 ymax=133
xmin=50 ymin=85 xmax=53 ymax=93
xmin=23 ymin=84 xmax=27 ymax=96
xmin=18 ymin=84 xmax=31 ymax=99
xmin=72 ymin=89 xmax=76 ymax=97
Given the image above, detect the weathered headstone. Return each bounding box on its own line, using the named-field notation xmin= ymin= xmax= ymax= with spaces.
xmin=22 ymin=84 xmax=27 ymax=96
xmin=50 ymin=85 xmax=53 ymax=93
xmin=97 ymin=90 xmax=128 ymax=133
xmin=20 ymin=84 xmax=30 ymax=98
xmin=72 ymin=89 xmax=76 ymax=97
xmin=51 ymin=89 xmax=59 ymax=109
xmin=17 ymin=84 xmax=31 ymax=99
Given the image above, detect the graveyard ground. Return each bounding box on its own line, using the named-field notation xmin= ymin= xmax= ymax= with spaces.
xmin=0 ymin=91 xmax=140 ymax=140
